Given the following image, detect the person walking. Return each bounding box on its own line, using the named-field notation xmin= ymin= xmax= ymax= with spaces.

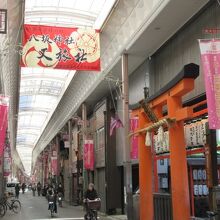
xmin=32 ymin=183 xmax=37 ymax=196
xmin=21 ymin=183 xmax=26 ymax=194
xmin=37 ymin=182 xmax=42 ymax=196
xmin=15 ymin=183 xmax=20 ymax=199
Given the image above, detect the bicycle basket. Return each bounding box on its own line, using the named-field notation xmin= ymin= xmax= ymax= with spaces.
xmin=87 ymin=200 xmax=101 ymax=210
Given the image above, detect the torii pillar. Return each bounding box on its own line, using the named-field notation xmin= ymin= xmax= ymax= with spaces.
xmin=132 ymin=76 xmax=197 ymax=220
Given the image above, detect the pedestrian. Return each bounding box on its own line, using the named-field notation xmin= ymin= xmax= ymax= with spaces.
xmin=57 ymin=183 xmax=64 ymax=207
xmin=15 ymin=183 xmax=20 ymax=199
xmin=32 ymin=183 xmax=36 ymax=196
xmin=37 ymin=182 xmax=42 ymax=196
xmin=57 ymin=183 xmax=64 ymax=195
xmin=21 ymin=183 xmax=26 ymax=194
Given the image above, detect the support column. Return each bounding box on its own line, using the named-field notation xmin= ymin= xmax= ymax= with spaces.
xmin=138 ymin=111 xmax=154 ymax=220
xmin=82 ymin=103 xmax=88 ymax=189
xmin=122 ymin=53 xmax=133 ymax=220
xmin=41 ymin=156 xmax=44 ymax=185
xmin=56 ymin=135 xmax=60 ymax=184
xmin=44 ymin=151 xmax=48 ymax=185
xmin=206 ymin=129 xmax=218 ymax=212
xmin=167 ymin=96 xmax=190 ymax=220
xmin=68 ymin=120 xmax=73 ymax=205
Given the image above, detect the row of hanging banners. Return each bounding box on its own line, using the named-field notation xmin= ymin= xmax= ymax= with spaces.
xmin=21 ymin=24 xmax=100 ymax=71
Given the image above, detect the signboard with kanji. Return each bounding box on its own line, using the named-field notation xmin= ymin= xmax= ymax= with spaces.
xmin=21 ymin=24 xmax=100 ymax=71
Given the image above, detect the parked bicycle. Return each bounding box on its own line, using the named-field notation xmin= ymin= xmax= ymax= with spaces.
xmin=192 ymin=211 xmax=218 ymax=220
xmin=0 ymin=203 xmax=6 ymax=217
xmin=0 ymin=193 xmax=21 ymax=215
xmin=206 ymin=211 xmax=218 ymax=220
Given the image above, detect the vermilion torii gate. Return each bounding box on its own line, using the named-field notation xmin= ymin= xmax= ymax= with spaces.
xmin=131 ymin=64 xmax=199 ymax=220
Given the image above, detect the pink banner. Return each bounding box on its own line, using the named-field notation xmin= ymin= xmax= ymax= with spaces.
xmin=3 ymin=143 xmax=11 ymax=177
xmin=3 ymin=158 xmax=11 ymax=177
xmin=0 ymin=96 xmax=9 ymax=157
xmin=199 ymin=39 xmax=220 ymax=129
xmin=51 ymin=157 xmax=57 ymax=175
xmin=130 ymin=117 xmax=139 ymax=159
xmin=84 ymin=140 xmax=94 ymax=170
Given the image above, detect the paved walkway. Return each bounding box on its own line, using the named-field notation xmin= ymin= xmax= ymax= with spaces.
xmin=2 ymin=191 xmax=127 ymax=220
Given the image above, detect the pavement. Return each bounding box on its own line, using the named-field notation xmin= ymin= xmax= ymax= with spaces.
xmin=2 ymin=191 xmax=127 ymax=220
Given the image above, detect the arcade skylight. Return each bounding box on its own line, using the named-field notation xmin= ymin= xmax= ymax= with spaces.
xmin=16 ymin=0 xmax=116 ymax=175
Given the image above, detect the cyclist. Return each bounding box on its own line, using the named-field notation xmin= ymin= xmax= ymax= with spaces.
xmin=84 ymin=183 xmax=99 ymax=219
xmin=57 ymin=183 xmax=64 ymax=207
xmin=84 ymin=183 xmax=98 ymax=201
xmin=47 ymin=186 xmax=57 ymax=213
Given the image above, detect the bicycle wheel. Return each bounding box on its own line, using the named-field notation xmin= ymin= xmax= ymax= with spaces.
xmin=50 ymin=208 xmax=53 ymax=217
xmin=0 ymin=203 xmax=6 ymax=217
xmin=3 ymin=203 xmax=7 ymax=212
xmin=92 ymin=212 xmax=97 ymax=220
xmin=11 ymin=200 xmax=21 ymax=213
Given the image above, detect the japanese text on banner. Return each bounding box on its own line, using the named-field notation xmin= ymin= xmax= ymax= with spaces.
xmin=199 ymin=39 xmax=220 ymax=129
xmin=21 ymin=24 xmax=100 ymax=71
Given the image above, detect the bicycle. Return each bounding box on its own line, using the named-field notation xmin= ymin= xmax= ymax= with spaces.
xmin=84 ymin=198 xmax=101 ymax=220
xmin=48 ymin=195 xmax=56 ymax=217
xmin=0 ymin=203 xmax=6 ymax=217
xmin=0 ymin=195 xmax=21 ymax=214
xmin=206 ymin=211 xmax=218 ymax=220
xmin=192 ymin=211 xmax=218 ymax=220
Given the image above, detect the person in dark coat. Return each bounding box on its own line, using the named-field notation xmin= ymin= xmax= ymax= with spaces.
xmin=84 ymin=183 xmax=99 ymax=218
xmin=21 ymin=183 xmax=26 ymax=194
xmin=15 ymin=184 xmax=20 ymax=199
xmin=57 ymin=183 xmax=64 ymax=195
xmin=37 ymin=182 xmax=42 ymax=196
xmin=84 ymin=183 xmax=98 ymax=201
xmin=47 ymin=186 xmax=57 ymax=213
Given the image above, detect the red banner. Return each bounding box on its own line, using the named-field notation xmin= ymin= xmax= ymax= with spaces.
xmin=21 ymin=24 xmax=100 ymax=71
xmin=84 ymin=140 xmax=94 ymax=170
xmin=0 ymin=96 xmax=9 ymax=157
xmin=51 ymin=157 xmax=57 ymax=175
